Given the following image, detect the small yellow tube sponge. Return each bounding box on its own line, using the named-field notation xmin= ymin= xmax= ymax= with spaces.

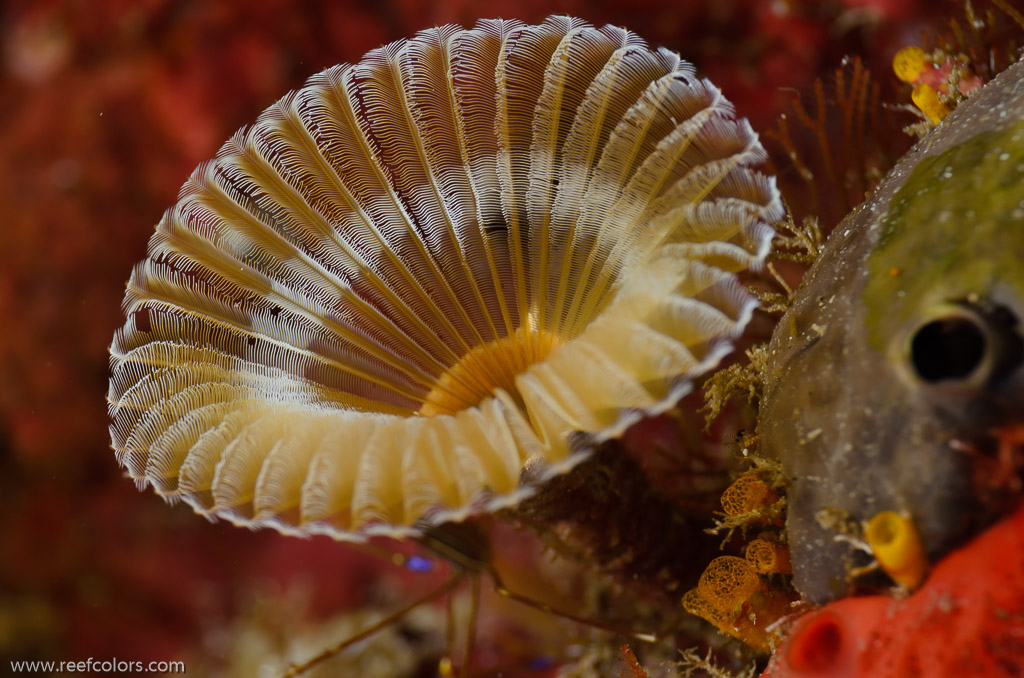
xmin=865 ymin=511 xmax=928 ymax=590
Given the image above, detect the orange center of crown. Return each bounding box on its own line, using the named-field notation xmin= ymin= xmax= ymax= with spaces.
xmin=417 ymin=325 xmax=563 ymax=417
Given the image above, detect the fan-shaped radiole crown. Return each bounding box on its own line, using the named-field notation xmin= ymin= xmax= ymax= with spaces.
xmin=108 ymin=15 xmax=782 ymax=540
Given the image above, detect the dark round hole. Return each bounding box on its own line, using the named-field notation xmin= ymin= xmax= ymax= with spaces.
xmin=786 ymin=612 xmax=844 ymax=672
xmin=910 ymin=315 xmax=987 ymax=383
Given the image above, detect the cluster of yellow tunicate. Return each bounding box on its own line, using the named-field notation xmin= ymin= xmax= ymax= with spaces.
xmin=682 ymin=555 xmax=795 ymax=652
xmin=684 ymin=468 xmax=797 ymax=652
xmin=893 ymin=46 xmax=951 ymax=124
xmin=893 ymin=45 xmax=983 ymax=126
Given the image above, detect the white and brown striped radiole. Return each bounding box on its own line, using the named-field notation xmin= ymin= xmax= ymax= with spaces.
xmin=108 ymin=16 xmax=782 ymax=541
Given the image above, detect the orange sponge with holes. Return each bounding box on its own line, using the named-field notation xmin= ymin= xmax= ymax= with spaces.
xmin=764 ymin=502 xmax=1024 ymax=677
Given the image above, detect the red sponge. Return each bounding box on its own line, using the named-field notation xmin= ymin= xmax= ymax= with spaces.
xmin=764 ymin=503 xmax=1024 ymax=677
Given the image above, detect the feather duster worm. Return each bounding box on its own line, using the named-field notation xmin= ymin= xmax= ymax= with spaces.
xmin=108 ymin=16 xmax=781 ymax=541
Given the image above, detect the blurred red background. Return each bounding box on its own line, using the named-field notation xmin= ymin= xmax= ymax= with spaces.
xmin=0 ymin=0 xmax=945 ymax=674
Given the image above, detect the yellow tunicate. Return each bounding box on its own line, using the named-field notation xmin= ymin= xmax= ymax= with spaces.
xmin=893 ymin=46 xmax=928 ymax=83
xmin=720 ymin=474 xmax=777 ymax=516
xmin=746 ymin=537 xmax=792 ymax=575
xmin=865 ymin=510 xmax=928 ymax=590
xmin=912 ymin=83 xmax=951 ymax=124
